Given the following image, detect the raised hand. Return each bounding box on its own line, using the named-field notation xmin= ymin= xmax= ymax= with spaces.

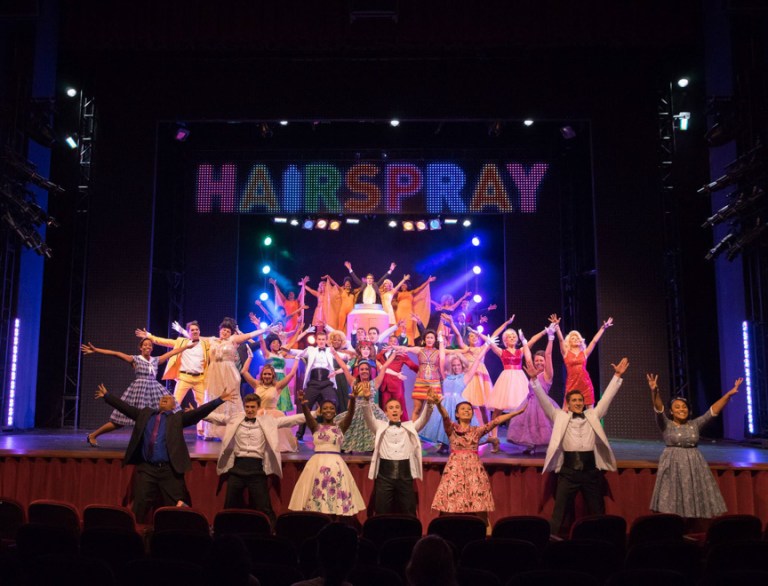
xmin=81 ymin=342 xmax=96 ymax=355
xmin=487 ymin=304 xmax=498 ymax=311
xmin=602 ymin=317 xmax=614 ymax=330
xmin=518 ymin=329 xmax=528 ymax=345
xmin=389 ymin=262 xmax=396 ymax=272
xmin=403 ymin=273 xmax=411 ymax=281
xmin=523 ymin=363 xmax=539 ymax=380
xmin=249 ymin=312 xmax=260 ymax=325
xmin=94 ymin=383 xmax=108 ymax=399
xmin=611 ymin=357 xmax=630 ymax=376
xmin=219 ymin=388 xmax=236 ymax=403
xmin=268 ymin=277 xmax=276 ymax=285
xmin=725 ymin=378 xmax=743 ymax=397
xmin=344 ymin=261 xmax=352 ymax=271
xmin=427 ymin=275 xmax=436 ymax=283
xmin=171 ymin=321 xmax=184 ymax=334
xmin=548 ymin=313 xmax=560 ymax=325
xmin=297 ymin=390 xmax=306 ymax=403
xmin=135 ymin=328 xmax=148 ymax=338
xmin=646 ymin=373 xmax=659 ymax=392
xmin=426 ymin=389 xmax=442 ymax=405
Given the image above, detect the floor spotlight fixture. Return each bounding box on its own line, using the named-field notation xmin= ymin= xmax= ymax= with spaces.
xmin=402 ymin=220 xmax=415 ymax=231
xmin=415 ymin=220 xmax=428 ymax=231
xmin=64 ymin=134 xmax=78 ymax=149
xmin=429 ymin=219 xmax=441 ymax=230
xmin=302 ymin=219 xmax=315 ymax=230
xmin=174 ymin=123 xmax=190 ymax=142
xmin=316 ymin=219 xmax=328 ymax=230
xmin=329 ymin=219 xmax=341 ymax=231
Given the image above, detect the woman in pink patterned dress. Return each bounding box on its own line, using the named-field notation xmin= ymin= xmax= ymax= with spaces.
xmin=431 ymin=397 xmax=526 ymax=524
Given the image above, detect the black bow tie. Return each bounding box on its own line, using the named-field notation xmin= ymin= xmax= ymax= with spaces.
xmin=244 ymin=417 xmax=257 ymax=423
xmin=389 ymin=421 xmax=402 ymax=427
xmin=571 ymin=412 xmax=585 ymax=419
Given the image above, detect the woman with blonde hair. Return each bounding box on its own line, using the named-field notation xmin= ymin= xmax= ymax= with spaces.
xmin=557 ymin=317 xmax=613 ymax=407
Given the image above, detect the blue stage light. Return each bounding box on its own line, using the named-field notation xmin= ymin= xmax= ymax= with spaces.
xmin=471 ymin=236 xmax=480 ymax=246
xmin=262 ymin=265 xmax=271 ymax=275
xmin=263 ymin=236 xmax=273 ymax=246
xmin=472 ymin=265 xmax=482 ymax=275
xmin=473 ymin=294 xmax=482 ymax=303
xmin=259 ymin=292 xmax=269 ymax=301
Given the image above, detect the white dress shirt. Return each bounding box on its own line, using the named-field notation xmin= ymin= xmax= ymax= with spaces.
xmin=179 ymin=342 xmax=205 ymax=373
xmin=234 ymin=418 xmax=266 ymax=458
xmin=561 ymin=415 xmax=596 ymax=452
xmin=378 ymin=424 xmax=409 ymax=460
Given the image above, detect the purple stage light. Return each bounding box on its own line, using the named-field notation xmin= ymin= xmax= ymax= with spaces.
xmin=473 ymin=294 xmax=482 ymax=303
xmin=472 ymin=265 xmax=481 ymax=275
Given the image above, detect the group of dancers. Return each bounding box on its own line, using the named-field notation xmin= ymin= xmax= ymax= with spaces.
xmin=82 ymin=262 xmax=743 ymax=533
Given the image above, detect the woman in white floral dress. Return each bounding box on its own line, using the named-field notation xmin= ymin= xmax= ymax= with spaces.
xmin=288 ymin=386 xmax=365 ymax=516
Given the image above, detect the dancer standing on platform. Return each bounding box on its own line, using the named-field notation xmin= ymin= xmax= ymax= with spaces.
xmin=529 ymin=357 xmax=629 ymax=536
xmin=205 ymin=391 xmax=308 ymax=522
xmin=377 ymin=333 xmax=418 ymax=419
xmin=82 ymin=338 xmax=189 ymax=446
xmin=431 ymin=393 xmax=527 ymax=523
xmin=420 ymin=330 xmax=488 ymax=454
xmin=380 ymin=274 xmax=410 ymax=325
xmin=288 ymin=388 xmax=366 ymax=516
xmin=396 ymin=329 xmax=443 ymax=421
xmin=200 ymin=317 xmax=273 ymax=440
xmin=304 ymin=277 xmax=338 ymax=329
xmin=557 ymin=317 xmax=614 ymax=407
xmin=647 ymin=373 xmax=740 ymax=518
xmin=135 ymin=321 xmax=211 ymax=413
xmin=362 ymin=387 xmax=436 ymax=515
xmin=394 ymin=276 xmax=434 ymax=344
xmin=324 ymin=275 xmax=358 ymax=332
xmin=334 ymin=348 xmax=397 ymax=453
xmin=506 ymin=316 xmax=560 ymax=454
xmin=94 ymin=383 xmax=234 ymax=522
xmin=240 ymin=348 xmax=301 ymax=452
xmin=428 ymin=291 xmax=471 ymax=335
xmin=344 ymin=260 xmax=396 ymax=305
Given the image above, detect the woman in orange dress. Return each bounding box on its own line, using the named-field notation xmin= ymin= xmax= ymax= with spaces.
xmin=325 ymin=275 xmax=357 ymax=332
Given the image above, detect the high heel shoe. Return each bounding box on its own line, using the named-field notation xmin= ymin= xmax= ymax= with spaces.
xmin=85 ymin=434 xmax=99 ymax=447
xmin=489 ymin=437 xmax=500 ymax=453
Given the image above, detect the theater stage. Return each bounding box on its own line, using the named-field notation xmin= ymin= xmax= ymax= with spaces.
xmin=2 ymin=429 xmax=768 ymax=527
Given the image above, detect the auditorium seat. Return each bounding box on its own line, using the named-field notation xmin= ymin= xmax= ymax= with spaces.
xmin=213 ymin=508 xmax=272 ymax=537
xmin=704 ymin=514 xmax=762 ymax=548
xmin=427 ymin=514 xmax=487 ymax=555
xmin=507 ymin=569 xmax=599 ymax=586
xmin=16 ymin=523 xmax=79 ymax=562
xmin=625 ymin=540 xmax=703 ymax=583
xmin=31 ymin=553 xmax=116 ymax=586
xmin=362 ymin=513 xmax=422 ymax=547
xmin=150 ymin=529 xmax=213 ymax=563
xmin=152 ymin=506 xmax=210 ymax=535
xmin=457 ymin=566 xmax=501 ymax=586
xmin=28 ymin=499 xmax=81 ymax=536
xmin=541 ymin=539 xmax=622 ymax=583
xmin=491 ymin=515 xmax=551 ymax=551
xmin=705 ymin=540 xmax=768 ymax=575
xmin=239 ymin=534 xmax=298 ymax=567
xmin=569 ymin=514 xmax=626 ymax=553
xmin=459 ymin=537 xmax=538 ymax=583
xmin=274 ymin=510 xmax=331 ymax=546
xmin=80 ymin=527 xmax=146 ymax=574
xmin=250 ymin=562 xmax=304 ymax=586
xmin=348 ymin=563 xmax=404 ymax=586
xmin=605 ymin=568 xmax=687 ymax=586
xmin=378 ymin=535 xmax=420 ymax=581
xmin=0 ymin=496 xmax=25 ymax=542
xmin=83 ymin=504 xmax=137 ymax=532
xmin=120 ymin=558 xmax=204 ymax=586
xmin=627 ymin=513 xmax=684 ymax=547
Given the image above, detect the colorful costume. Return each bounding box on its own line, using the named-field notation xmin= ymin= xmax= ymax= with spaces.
xmin=487 ymin=348 xmax=528 ymax=410
xmin=109 ymin=355 xmax=178 ymax=427
xmin=376 ymin=348 xmax=418 ymax=420
xmin=564 ymin=350 xmax=595 ymax=406
xmin=333 ymin=380 xmax=388 ymax=452
xmin=412 ymin=347 xmax=442 ymax=401
xmin=421 ymin=373 xmax=478 ymax=446
xmin=200 ymin=338 xmax=244 ymax=439
xmin=461 ymin=346 xmax=493 ymax=407
xmin=254 ymin=382 xmax=299 ymax=453
xmin=506 ymin=372 xmax=556 ymax=445
xmin=266 ymin=355 xmax=293 ymax=413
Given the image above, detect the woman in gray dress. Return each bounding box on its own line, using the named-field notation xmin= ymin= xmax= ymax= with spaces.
xmin=647 ymin=373 xmax=742 ymax=518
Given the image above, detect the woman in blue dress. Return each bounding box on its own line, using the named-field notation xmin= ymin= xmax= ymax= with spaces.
xmin=648 ymin=373 xmax=742 ymax=518
xmin=82 ymin=337 xmax=189 ymax=446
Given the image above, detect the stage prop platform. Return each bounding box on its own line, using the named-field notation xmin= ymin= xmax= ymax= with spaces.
xmin=2 ymin=430 xmax=768 ymax=527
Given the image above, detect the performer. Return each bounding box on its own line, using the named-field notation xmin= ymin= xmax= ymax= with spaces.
xmin=397 ymin=329 xmax=442 ymax=422
xmin=304 ymin=277 xmax=331 ymax=327
xmin=428 ymin=291 xmax=471 ymax=334
xmin=204 ymin=392 xmax=307 ymax=523
xmin=381 ymin=274 xmax=410 ymax=325
xmin=394 ymin=276 xmax=434 ymax=344
xmin=240 ymin=349 xmax=301 ymax=452
xmin=557 ymin=317 xmax=614 ymax=407
xmin=362 ymin=387 xmax=436 ymax=515
xmin=82 ymin=338 xmax=188 ymax=446
xmin=200 ymin=317 xmax=272 ymax=440
xmin=269 ymin=277 xmax=306 ymax=332
xmin=648 ymin=373 xmax=740 ymax=518
xmin=333 ymin=348 xmax=396 ymax=453
xmin=324 ymin=275 xmax=357 ymax=331
xmin=351 ymin=322 xmax=399 ymax=354
xmin=344 ymin=260 xmax=396 ymax=305
xmin=136 ymin=321 xmax=211 ymax=413
xmin=288 ymin=389 xmax=366 ymax=516
xmin=376 ymin=334 xmax=418 ymax=420
xmin=94 ymin=383 xmax=234 ymax=522
xmin=452 ymin=299 xmax=497 ymax=341
xmin=431 ymin=396 xmax=526 ymax=523
xmin=419 ymin=332 xmax=488 ymax=454
xmin=258 ymin=333 xmax=294 ymax=413
xmin=506 ymin=317 xmax=560 ymax=454
xmin=529 ymin=357 xmax=630 ymax=535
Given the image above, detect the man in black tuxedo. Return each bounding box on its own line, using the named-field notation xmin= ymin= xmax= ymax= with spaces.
xmin=94 ymin=383 xmax=234 ymax=522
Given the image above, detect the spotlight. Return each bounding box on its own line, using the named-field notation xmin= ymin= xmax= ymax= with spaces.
xmin=307 ymin=334 xmax=316 ymax=345
xmin=388 ymin=220 xmax=398 ymax=228
xmin=390 ymin=119 xmax=400 ymax=127
xmin=462 ymin=219 xmax=472 ymax=227
xmin=429 ymin=219 xmax=441 ymax=230
xmin=472 ymin=265 xmax=482 ymax=275
xmin=523 ymin=119 xmax=534 ymax=127
xmin=444 ymin=218 xmax=458 ymax=225
xmin=262 ymin=265 xmax=271 ymax=275
xmin=346 ymin=218 xmax=360 ymax=224
xmin=259 ymin=292 xmax=269 ymax=301
xmin=263 ymin=236 xmax=273 ymax=246
xmin=316 ymin=219 xmax=328 ymax=229
xmin=65 ymin=87 xmax=78 ymax=97
xmin=403 ymin=221 xmax=415 ymax=231
xmin=279 ymin=120 xmax=289 ymax=126
xmin=477 ymin=325 xmax=485 ymax=334
xmin=473 ymin=294 xmax=482 ymax=303
xmin=329 ymin=219 xmax=341 ymax=231
xmin=290 ymin=218 xmax=300 ymax=226
xmin=274 ymin=217 xmax=288 ymax=223
xmin=416 ymin=220 xmax=428 ymax=231
xmin=302 ymin=219 xmax=315 ymax=230
xmin=560 ymin=125 xmax=577 ymax=140
xmin=64 ymin=134 xmax=78 ymax=149
xmin=174 ymin=123 xmax=190 ymax=142
xmin=677 ymin=78 xmax=690 ymax=88
xmin=676 ymin=111 xmax=691 ymax=131
xmin=471 ymin=236 xmax=480 ymax=246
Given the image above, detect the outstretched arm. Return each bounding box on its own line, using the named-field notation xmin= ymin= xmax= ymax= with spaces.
xmin=462 ymin=343 xmax=491 ymax=386
xmin=298 ymin=390 xmax=319 ymax=434
xmin=710 ymin=378 xmax=742 ymax=416
xmin=276 ymin=360 xmax=300 ymax=391
xmin=524 ymin=364 xmax=557 ymax=422
xmin=490 ymin=315 xmax=516 ymax=339
xmin=435 ymin=395 xmax=454 ymax=438
xmin=647 ymin=373 xmax=664 ymax=412
xmin=230 ymin=324 xmax=271 ymax=345
xmin=240 ymin=347 xmax=259 ymax=388
xmin=470 ymin=328 xmax=503 ymax=358
xmin=157 ymin=341 xmax=190 ymax=365
xmin=332 ymin=348 xmax=355 ymax=386
xmin=338 ymin=390 xmax=357 ymax=433
xmin=373 ymin=352 xmax=397 ymax=388
xmin=585 ymin=317 xmax=613 ymax=357
xmin=81 ymin=343 xmax=134 ymax=364
xmin=593 ymin=357 xmax=629 ymax=418
xmin=412 ymin=275 xmax=436 ymax=295
xmin=444 ymin=314 xmax=468 ymax=350
xmin=444 ymin=291 xmax=471 ymax=312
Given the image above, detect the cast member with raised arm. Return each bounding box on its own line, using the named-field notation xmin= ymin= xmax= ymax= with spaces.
xmin=557 ymin=317 xmax=614 ymax=407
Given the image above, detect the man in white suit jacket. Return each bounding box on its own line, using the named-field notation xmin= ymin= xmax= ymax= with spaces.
xmin=206 ymin=393 xmax=307 ymax=523
xmin=362 ymin=389 xmax=434 ymax=516
xmin=530 ymin=357 xmax=629 ymax=535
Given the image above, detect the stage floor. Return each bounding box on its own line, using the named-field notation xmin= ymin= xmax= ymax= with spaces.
xmin=2 ymin=428 xmax=768 ymax=470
